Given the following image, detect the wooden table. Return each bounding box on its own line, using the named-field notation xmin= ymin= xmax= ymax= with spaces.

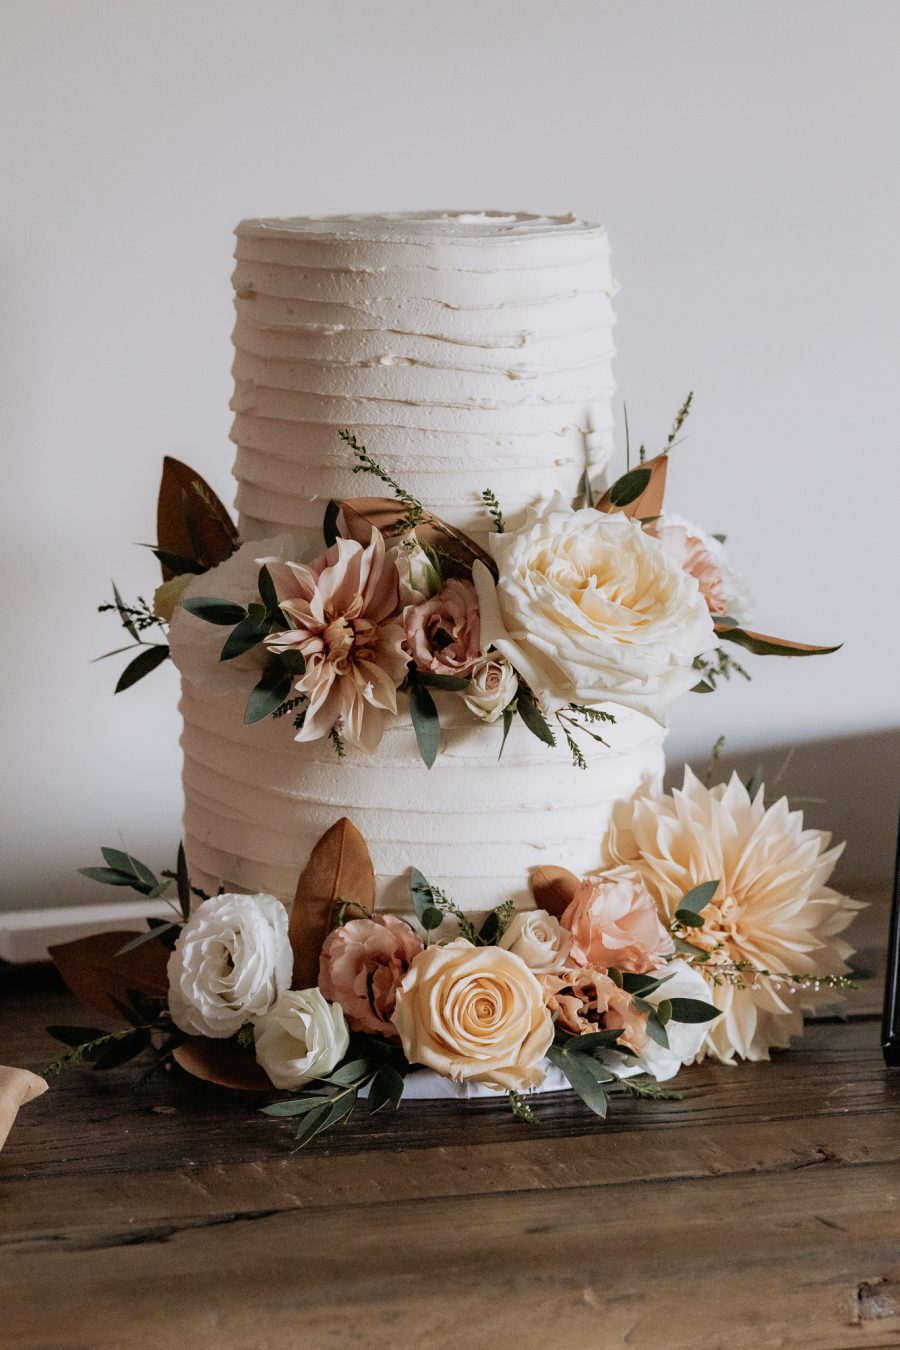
xmin=2 ymin=889 xmax=898 ymax=1350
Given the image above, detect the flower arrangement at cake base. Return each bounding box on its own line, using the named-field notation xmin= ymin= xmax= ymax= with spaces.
xmin=43 ymin=772 xmax=862 ymax=1146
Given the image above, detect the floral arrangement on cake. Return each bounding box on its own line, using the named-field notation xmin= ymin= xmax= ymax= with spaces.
xmin=44 ymin=765 xmax=861 ymax=1146
xmin=100 ymin=396 xmax=837 ymax=768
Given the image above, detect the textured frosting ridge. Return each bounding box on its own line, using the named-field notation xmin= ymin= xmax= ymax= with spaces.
xmin=177 ymin=211 xmax=668 ymax=913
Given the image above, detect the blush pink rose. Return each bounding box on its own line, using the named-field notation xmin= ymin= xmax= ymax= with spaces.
xmin=542 ymin=967 xmax=650 ymax=1053
xmin=318 ymin=915 xmax=423 ymax=1037
xmin=561 ymin=872 xmax=675 ymax=974
xmin=404 ymin=578 xmax=481 ymax=677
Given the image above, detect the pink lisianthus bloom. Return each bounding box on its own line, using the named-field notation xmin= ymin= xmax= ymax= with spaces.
xmin=647 ymin=513 xmax=753 ymax=622
xmin=262 ymin=530 xmax=408 ymax=753
xmin=319 ymin=915 xmax=423 ymax=1037
xmin=561 ymin=872 xmax=675 ymax=974
xmin=404 ymin=578 xmax=481 ymax=678
xmin=542 ymin=967 xmax=650 ymax=1054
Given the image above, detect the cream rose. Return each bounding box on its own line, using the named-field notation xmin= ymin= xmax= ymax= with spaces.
xmin=253 ymin=988 xmax=349 ymax=1090
xmin=391 ymin=939 xmax=554 ymax=1091
xmin=473 ymin=502 xmax=715 ymax=724
xmin=461 ymin=653 xmax=518 ymax=722
xmin=498 ymin=908 xmax=571 ymax=974
xmin=167 ymin=892 xmax=293 ymax=1038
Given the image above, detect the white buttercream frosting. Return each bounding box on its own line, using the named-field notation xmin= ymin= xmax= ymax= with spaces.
xmin=173 ymin=211 xmax=667 ymax=914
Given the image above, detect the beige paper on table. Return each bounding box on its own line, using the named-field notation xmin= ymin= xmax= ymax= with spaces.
xmin=0 ymin=1066 xmax=48 ymax=1150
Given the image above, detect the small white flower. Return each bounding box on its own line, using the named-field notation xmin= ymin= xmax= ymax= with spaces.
xmin=635 ymin=960 xmax=714 ymax=1081
xmin=498 ymin=908 xmax=571 ymax=974
xmin=254 ymin=989 xmax=349 ymax=1089
xmin=461 ymin=653 xmax=518 ymax=723
xmin=167 ymin=892 xmax=292 ymax=1038
xmin=390 ymin=533 xmax=441 ymax=604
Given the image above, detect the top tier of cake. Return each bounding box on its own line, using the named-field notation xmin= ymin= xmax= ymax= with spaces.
xmin=230 ymin=211 xmax=617 ymax=543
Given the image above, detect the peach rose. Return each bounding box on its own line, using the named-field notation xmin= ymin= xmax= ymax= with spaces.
xmin=562 ymin=872 xmax=675 ymax=974
xmin=545 ymin=967 xmax=650 ymax=1053
xmin=391 ymin=939 xmax=554 ymax=1091
xmin=647 ymin=513 xmax=753 ymax=622
xmin=319 ymin=915 xmax=423 ymax=1037
xmin=404 ymin=578 xmax=481 ymax=678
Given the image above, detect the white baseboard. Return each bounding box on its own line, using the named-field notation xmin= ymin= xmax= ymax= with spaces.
xmin=0 ymin=900 xmax=175 ymax=965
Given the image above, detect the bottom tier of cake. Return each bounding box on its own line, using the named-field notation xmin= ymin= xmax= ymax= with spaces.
xmin=178 ymin=679 xmax=666 ymax=914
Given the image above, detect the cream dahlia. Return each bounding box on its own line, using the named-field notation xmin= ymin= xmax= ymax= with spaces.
xmin=263 ymin=531 xmax=408 ymax=753
xmin=602 ymin=767 xmax=862 ymax=1063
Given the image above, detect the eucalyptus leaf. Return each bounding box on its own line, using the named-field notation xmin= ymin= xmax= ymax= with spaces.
xmin=655 ymin=998 xmax=673 ymax=1025
xmin=100 ymin=849 xmax=158 ymax=890
xmin=745 ymin=766 xmax=765 ymax=802
xmin=115 ymin=644 xmax=169 ymax=692
xmin=498 ymin=702 xmax=516 ymax=760
xmin=112 ymin=581 xmax=139 ymax=641
xmin=257 ymin=564 xmax=280 ymax=616
xmin=92 ymin=1029 xmax=151 ymax=1071
xmin=367 ymin=1065 xmax=406 ymax=1114
xmin=182 ymin=597 xmax=248 ymax=625
xmin=78 ymin=866 xmax=136 ymax=887
xmin=674 ymin=909 xmax=706 ymax=928
xmin=261 ymin=1097 xmax=331 ymax=1118
xmin=410 ymin=867 xmax=442 ymax=928
xmin=408 ymin=680 xmax=440 ymax=768
xmin=608 ymin=465 xmax=652 ymax=508
xmin=326 ymin=1059 xmax=372 ymax=1087
xmin=220 ymin=614 xmax=272 ymax=662
xmin=416 ymin=673 xmax=471 ymax=692
xmin=621 ymin=971 xmax=675 ymax=997
xmin=244 ymin=664 xmax=293 ymax=725
xmin=643 ymin=1014 xmax=670 ymax=1049
xmin=677 ymin=880 xmax=720 ymax=914
xmin=116 ymin=921 xmax=181 ymax=955
xmin=276 ymin=648 xmax=307 ymax=675
xmin=323 ymin=499 xmax=341 ymax=548
xmin=567 ymin=1028 xmax=626 ymax=1053
xmin=517 ymin=690 xmax=555 ymax=747
xmin=175 ymin=841 xmax=191 ymax=920
xmin=547 ymin=1047 xmax=612 ymax=1117
xmin=667 ymin=997 xmax=722 ymax=1024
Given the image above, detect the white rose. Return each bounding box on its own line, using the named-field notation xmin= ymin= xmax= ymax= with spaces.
xmin=167 ymin=892 xmax=293 ymax=1038
xmin=461 ymin=653 xmax=518 ymax=722
xmin=498 ymin=908 xmax=571 ymax=974
xmin=636 ymin=959 xmax=713 ymax=1081
xmin=254 ymin=988 xmax=349 ymax=1089
xmin=390 ymin=533 xmax=441 ymax=605
xmin=391 ymin=939 xmax=554 ymax=1091
xmin=168 ymin=533 xmax=299 ymax=697
xmin=473 ymin=502 xmax=715 ymax=724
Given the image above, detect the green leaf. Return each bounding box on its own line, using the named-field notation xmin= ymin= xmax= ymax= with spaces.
xmin=244 ymin=664 xmax=293 ymax=725
xmin=182 ymin=597 xmax=248 ymax=625
xmin=115 ymin=644 xmax=169 ymax=692
xmin=145 ymin=916 xmax=180 ymax=951
xmin=498 ymin=701 xmax=516 ymax=760
xmin=116 ymin=921 xmax=181 ymax=955
xmin=745 ymin=766 xmax=765 ymax=802
xmin=326 ymin=1059 xmax=372 ymax=1087
xmin=408 ymin=680 xmax=440 ymax=768
xmin=276 ymin=648 xmax=307 ymax=675
xmin=677 ymin=880 xmax=720 ymax=915
xmin=257 ymin=564 xmax=281 ymax=617
xmin=674 ymin=910 xmax=706 ymax=929
xmin=667 ymin=997 xmax=721 ymax=1024
xmin=608 ymin=465 xmax=652 ymax=508
xmin=92 ymin=1029 xmax=151 ymax=1071
xmin=175 ymin=841 xmax=191 ymax=921
xmin=567 ymin=1028 xmax=626 ymax=1053
xmin=711 ymin=532 xmax=727 ymax=544
xmin=46 ymin=1025 xmax=109 ymax=1047
xmin=100 ymin=849 xmax=158 ymax=890
xmin=220 ymin=614 xmax=272 ymax=662
xmin=367 ymin=1065 xmax=406 ymax=1114
xmin=621 ymin=971 xmax=675 ymax=997
xmin=643 ymin=1014 xmax=670 ymax=1049
xmin=691 ymin=679 xmax=715 ymax=694
xmin=261 ymin=1096 xmax=332 ymax=1118
xmin=323 ymin=499 xmax=341 ymax=548
xmin=409 ymin=868 xmax=444 ymax=930
xmin=416 ymin=673 xmax=471 ymax=692
xmin=547 ymin=1047 xmax=612 ymax=1117
xmin=517 ymin=690 xmax=555 ymax=747
xmin=294 ymin=1091 xmax=356 ymax=1148
xmin=655 ymin=998 xmax=673 ymax=1025
xmin=112 ymin=581 xmax=139 ymax=641
xmin=149 ymin=548 xmax=206 ymax=576
xmin=78 ymin=865 xmax=136 ymax=887
xmin=716 ymin=626 xmax=841 ymax=658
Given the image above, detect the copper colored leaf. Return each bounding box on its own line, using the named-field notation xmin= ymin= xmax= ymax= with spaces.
xmin=48 ymin=931 xmax=169 ymax=1020
xmin=156 ymin=456 xmax=239 ymax=580
xmin=530 ymin=865 xmax=580 ymax=919
xmin=595 ymin=452 xmax=669 ymax=521
xmin=172 ymin=1038 xmax=272 ymax=1092
xmin=290 ymin=818 xmax=376 ymax=988
xmin=714 ymin=625 xmax=842 ymax=658
xmin=340 ymin=497 xmax=498 ymax=581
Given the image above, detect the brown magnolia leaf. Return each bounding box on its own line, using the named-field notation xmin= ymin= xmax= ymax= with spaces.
xmin=172 ymin=1038 xmax=272 ymax=1092
xmin=530 ymin=865 xmax=580 ymax=919
xmin=48 ymin=931 xmax=169 ymax=1020
xmin=595 ymin=452 xmax=669 ymax=521
xmin=290 ymin=817 xmax=376 ymax=988
xmin=341 ymin=496 xmax=498 ymax=581
xmin=156 ymin=456 xmax=239 ymax=580
xmin=715 ymin=625 xmax=842 ymax=658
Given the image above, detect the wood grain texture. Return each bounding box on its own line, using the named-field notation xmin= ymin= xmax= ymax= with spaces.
xmin=0 ymin=886 xmax=896 ymax=1349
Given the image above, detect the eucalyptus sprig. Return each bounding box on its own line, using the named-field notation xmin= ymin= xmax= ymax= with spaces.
xmin=96 ymin=583 xmax=170 ymax=691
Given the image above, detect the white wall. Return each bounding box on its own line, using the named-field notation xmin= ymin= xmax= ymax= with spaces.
xmin=2 ymin=0 xmax=898 ymax=909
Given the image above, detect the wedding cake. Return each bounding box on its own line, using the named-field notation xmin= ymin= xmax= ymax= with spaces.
xmin=172 ymin=212 xmax=666 ymax=912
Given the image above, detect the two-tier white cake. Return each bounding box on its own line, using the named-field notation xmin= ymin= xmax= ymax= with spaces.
xmin=172 ymin=212 xmax=666 ymax=912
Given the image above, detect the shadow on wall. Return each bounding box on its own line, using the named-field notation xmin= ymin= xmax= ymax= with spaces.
xmin=670 ymin=726 xmax=900 ymax=891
